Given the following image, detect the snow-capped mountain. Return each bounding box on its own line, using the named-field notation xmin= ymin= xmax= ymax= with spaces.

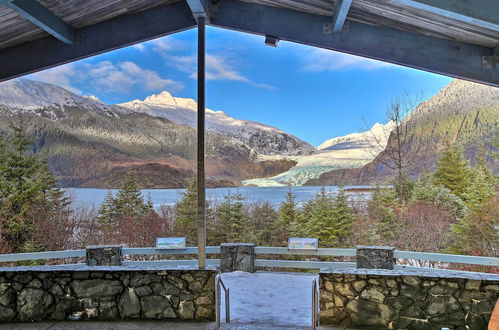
xmin=317 ymin=121 xmax=395 ymax=152
xmin=119 ymin=92 xmax=315 ymax=156
xmin=242 ymin=122 xmax=395 ymax=186
xmin=0 ymin=79 xmax=117 ymax=113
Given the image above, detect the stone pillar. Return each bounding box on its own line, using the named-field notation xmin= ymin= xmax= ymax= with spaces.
xmin=220 ymin=243 xmax=256 ymax=273
xmin=86 ymin=245 xmax=122 ymax=266
xmin=356 ymin=246 xmax=395 ymax=270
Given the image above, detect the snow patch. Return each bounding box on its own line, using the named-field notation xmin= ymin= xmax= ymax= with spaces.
xmin=220 ymin=271 xmax=317 ymax=327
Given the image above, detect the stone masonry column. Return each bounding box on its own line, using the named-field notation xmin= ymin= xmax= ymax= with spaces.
xmin=86 ymin=245 xmax=122 ymax=266
xmin=356 ymin=245 xmax=395 ymax=270
xmin=220 ymin=243 xmax=256 ymax=273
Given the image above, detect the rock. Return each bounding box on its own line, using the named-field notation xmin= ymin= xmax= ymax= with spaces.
xmin=49 ymin=283 xmax=64 ymax=296
xmin=17 ymin=288 xmax=53 ymax=321
xmin=195 ymin=305 xmax=214 ymax=320
xmin=426 ymin=295 xmax=459 ymax=315
xmin=150 ymin=282 xmax=180 ymax=296
xmin=119 ymin=288 xmax=141 ymax=319
xmin=400 ymin=284 xmax=426 ymax=300
xmin=129 ymin=274 xmax=161 ymax=287
xmin=179 ymin=300 xmax=195 ymax=320
xmin=400 ymin=305 xmax=426 ymax=318
xmin=346 ymin=299 xmax=393 ymax=327
xmin=352 ymin=280 xmax=366 ymax=293
xmin=71 ymin=280 xmax=123 ymax=298
xmin=319 ymin=307 xmax=348 ymax=324
xmin=72 ymin=272 xmax=90 ymax=279
xmin=471 ymin=300 xmax=494 ymax=315
xmin=335 ymin=283 xmax=355 ymax=297
xmin=141 ymin=295 xmax=170 ymax=319
xmin=135 ymin=286 xmax=153 ymax=297
xmin=0 ymin=286 xmax=16 ymax=306
xmin=195 ymin=296 xmax=212 ymax=306
xmin=360 ymin=287 xmax=385 ymax=303
xmin=465 ymin=280 xmax=481 ymax=291
xmin=467 ymin=313 xmax=487 ymax=330
xmin=402 ymin=276 xmax=421 ymax=287
xmin=13 ymin=273 xmax=32 ymax=284
xmin=99 ymin=300 xmax=119 ymax=319
xmin=0 ymin=304 xmax=15 ymax=321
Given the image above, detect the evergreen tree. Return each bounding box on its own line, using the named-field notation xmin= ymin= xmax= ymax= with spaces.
xmin=113 ymin=175 xmax=151 ymax=217
xmin=0 ymin=123 xmax=69 ymax=252
xmin=213 ymin=191 xmax=247 ymax=243
xmin=97 ymin=175 xmax=155 ymax=227
xmin=248 ymin=201 xmax=278 ymax=245
xmin=97 ymin=190 xmax=117 ymax=225
xmin=433 ymin=144 xmax=471 ymax=200
xmin=411 ymin=170 xmax=467 ymax=218
xmin=301 ymin=188 xmax=353 ymax=247
xmin=368 ymin=187 xmax=398 ymax=241
xmin=174 ymin=177 xmax=198 ymax=244
xmin=276 ymin=188 xmax=297 ymax=243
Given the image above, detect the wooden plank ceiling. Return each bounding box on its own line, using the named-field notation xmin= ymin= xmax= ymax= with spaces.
xmin=0 ymin=0 xmax=497 ymax=53
xmin=241 ymin=0 xmax=499 ymax=48
xmin=0 ymin=0 xmax=179 ymax=50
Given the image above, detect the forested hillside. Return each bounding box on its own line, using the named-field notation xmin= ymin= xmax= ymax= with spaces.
xmin=0 ymin=79 xmax=296 ymax=188
xmin=305 ymin=80 xmax=499 ymax=186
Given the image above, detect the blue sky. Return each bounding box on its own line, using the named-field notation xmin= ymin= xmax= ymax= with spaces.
xmin=29 ymin=27 xmax=452 ymax=146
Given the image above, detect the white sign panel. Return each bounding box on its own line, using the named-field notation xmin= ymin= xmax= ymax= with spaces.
xmin=156 ymin=237 xmax=186 ymax=250
xmin=288 ymin=237 xmax=318 ymax=250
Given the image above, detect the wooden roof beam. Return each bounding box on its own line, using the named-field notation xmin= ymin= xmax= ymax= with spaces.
xmin=0 ymin=0 xmax=74 ymax=44
xmin=186 ymin=0 xmax=210 ymax=23
xmin=0 ymin=1 xmax=196 ymax=82
xmin=331 ymin=0 xmax=352 ymax=33
xmin=391 ymin=0 xmax=499 ymax=32
xmin=210 ymin=0 xmax=498 ymax=87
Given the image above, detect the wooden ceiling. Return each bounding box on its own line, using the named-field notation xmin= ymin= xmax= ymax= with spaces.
xmin=241 ymin=0 xmax=499 ymax=48
xmin=0 ymin=0 xmax=178 ymax=50
xmin=0 ymin=0 xmax=497 ymax=51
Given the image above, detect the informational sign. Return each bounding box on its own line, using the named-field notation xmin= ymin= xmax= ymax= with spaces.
xmin=288 ymin=237 xmax=318 ymax=250
xmin=156 ymin=237 xmax=186 ymax=250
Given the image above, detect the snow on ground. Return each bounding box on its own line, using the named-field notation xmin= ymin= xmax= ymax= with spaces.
xmin=220 ymin=271 xmax=318 ymax=327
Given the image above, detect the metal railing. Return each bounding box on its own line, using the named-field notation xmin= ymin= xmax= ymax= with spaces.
xmin=255 ymin=246 xmax=356 ymax=270
xmin=215 ymin=274 xmax=230 ymax=329
xmin=0 ymin=246 xmax=497 ymax=273
xmin=311 ymin=278 xmax=319 ymax=330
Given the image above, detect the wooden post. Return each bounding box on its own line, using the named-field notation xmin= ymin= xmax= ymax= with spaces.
xmin=197 ymin=16 xmax=206 ymax=269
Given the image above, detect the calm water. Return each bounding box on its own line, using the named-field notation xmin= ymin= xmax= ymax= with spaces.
xmin=65 ymin=186 xmax=372 ymax=208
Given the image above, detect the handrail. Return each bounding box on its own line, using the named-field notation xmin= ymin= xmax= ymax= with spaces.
xmin=0 ymin=249 xmax=85 ymax=262
xmin=215 ymin=274 xmax=230 ymax=329
xmin=255 ymin=260 xmax=355 ymax=270
xmin=0 ymin=246 xmax=497 ymax=272
xmin=122 ymin=246 xmax=220 ymax=256
xmin=394 ymin=251 xmax=499 ymax=267
xmin=311 ymin=278 xmax=319 ymax=329
xmin=255 ymin=247 xmax=356 ymax=256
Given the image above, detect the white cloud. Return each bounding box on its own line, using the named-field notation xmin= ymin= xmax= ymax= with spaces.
xmin=132 ymin=44 xmax=146 ymax=52
xmin=302 ymin=48 xmax=397 ymax=72
xmin=30 ymin=65 xmax=82 ymax=94
xmin=84 ymin=61 xmax=183 ymax=93
xmin=167 ymin=53 xmax=275 ymax=90
xmin=29 ymin=60 xmax=183 ymax=95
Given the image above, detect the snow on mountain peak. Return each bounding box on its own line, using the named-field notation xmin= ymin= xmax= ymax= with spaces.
xmin=0 ymin=78 xmax=83 ymax=110
xmin=317 ymin=121 xmax=395 ymax=151
xmin=144 ymin=91 xmax=176 ymax=105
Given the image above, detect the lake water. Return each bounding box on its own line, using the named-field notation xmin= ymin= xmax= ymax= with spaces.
xmin=65 ymin=185 xmax=373 ymax=208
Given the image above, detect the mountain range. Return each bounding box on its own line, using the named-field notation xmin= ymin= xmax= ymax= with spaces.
xmin=0 ymin=78 xmax=496 ymax=188
xmin=305 ymin=80 xmax=499 ymax=186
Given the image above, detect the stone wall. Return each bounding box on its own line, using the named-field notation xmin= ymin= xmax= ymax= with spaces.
xmin=0 ymin=265 xmax=216 ymax=322
xmin=320 ymin=268 xmax=499 ymax=330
